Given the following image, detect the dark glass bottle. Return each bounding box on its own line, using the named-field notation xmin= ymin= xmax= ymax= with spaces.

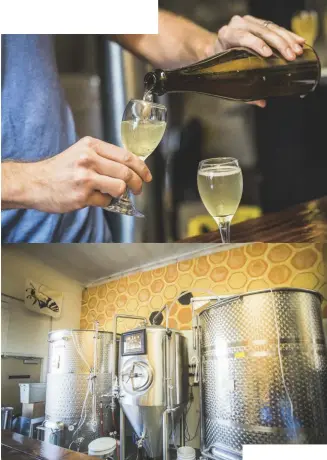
xmin=144 ymin=45 xmax=321 ymax=101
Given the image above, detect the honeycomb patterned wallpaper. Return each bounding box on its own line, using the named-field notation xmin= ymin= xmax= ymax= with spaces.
xmin=80 ymin=243 xmax=327 ymax=333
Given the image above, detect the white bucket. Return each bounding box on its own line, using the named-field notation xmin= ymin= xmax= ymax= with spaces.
xmin=88 ymin=437 xmax=116 ymax=458
xmin=177 ymin=446 xmax=196 ymax=460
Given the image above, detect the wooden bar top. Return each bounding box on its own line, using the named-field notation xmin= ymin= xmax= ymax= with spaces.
xmin=1 ymin=431 xmax=98 ymax=460
xmin=180 ymin=196 xmax=327 ymax=243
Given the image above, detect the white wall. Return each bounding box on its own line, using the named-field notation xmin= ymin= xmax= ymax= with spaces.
xmin=1 ymin=246 xmax=83 ymax=381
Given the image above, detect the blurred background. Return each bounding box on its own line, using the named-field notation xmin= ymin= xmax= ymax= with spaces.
xmin=55 ymin=0 xmax=327 ymax=243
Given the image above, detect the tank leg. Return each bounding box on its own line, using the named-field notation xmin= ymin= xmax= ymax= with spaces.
xmin=163 ymin=410 xmax=169 ymax=460
xmin=120 ymin=407 xmax=125 ymax=460
xmin=180 ymin=412 xmax=185 ymax=447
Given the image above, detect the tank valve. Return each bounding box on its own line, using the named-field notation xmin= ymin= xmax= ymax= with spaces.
xmin=110 ymin=400 xmax=116 ymax=411
xmin=91 ymin=419 xmax=98 ymax=430
xmin=75 ymin=437 xmax=84 ymax=451
xmin=112 ymin=376 xmax=120 ymax=397
xmin=137 ymin=432 xmax=146 ymax=449
xmin=167 ymin=406 xmax=178 ymax=414
xmin=166 ymin=328 xmax=172 ymax=337
xmin=110 ymin=377 xmax=120 ymax=410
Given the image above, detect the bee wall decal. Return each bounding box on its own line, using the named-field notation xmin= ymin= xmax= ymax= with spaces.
xmin=26 ymin=283 xmax=59 ymax=313
xmin=24 ymin=279 xmax=63 ymax=318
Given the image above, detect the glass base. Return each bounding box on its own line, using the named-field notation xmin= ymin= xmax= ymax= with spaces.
xmin=104 ymin=195 xmax=144 ymax=218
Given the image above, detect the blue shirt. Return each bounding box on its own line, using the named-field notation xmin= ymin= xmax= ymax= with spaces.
xmin=1 ymin=34 xmax=112 ymax=242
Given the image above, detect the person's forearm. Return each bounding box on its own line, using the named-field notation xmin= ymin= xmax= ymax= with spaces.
xmin=108 ymin=9 xmax=218 ymax=69
xmin=2 ymin=162 xmax=35 ymax=210
xmin=2 ymin=137 xmax=153 ymax=214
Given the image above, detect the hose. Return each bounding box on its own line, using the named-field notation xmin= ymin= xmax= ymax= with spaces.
xmin=71 ymin=331 xmax=91 ymax=372
xmin=69 ymin=376 xmax=92 ymax=447
xmin=164 ymin=288 xmax=218 ymax=452
xmin=91 ymin=322 xmax=99 ymax=431
xmin=69 ymin=330 xmax=93 ymax=450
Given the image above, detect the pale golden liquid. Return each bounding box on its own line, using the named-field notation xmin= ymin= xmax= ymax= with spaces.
xmin=197 ymin=166 xmax=243 ymax=219
xmin=291 ymin=11 xmax=318 ymax=46
xmin=121 ymin=120 xmax=166 ymax=160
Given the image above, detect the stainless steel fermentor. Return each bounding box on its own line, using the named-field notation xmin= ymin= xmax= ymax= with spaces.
xmin=198 ymin=288 xmax=327 ymax=460
xmin=119 ymin=325 xmax=189 ymax=458
xmin=46 ymin=329 xmax=115 ymax=452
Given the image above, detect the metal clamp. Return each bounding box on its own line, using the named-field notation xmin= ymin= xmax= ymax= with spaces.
xmin=137 ymin=432 xmax=146 ymax=449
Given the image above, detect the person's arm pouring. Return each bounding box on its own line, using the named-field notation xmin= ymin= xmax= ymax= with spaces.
xmin=109 ymin=10 xmax=217 ymax=69
xmin=109 ymin=9 xmax=305 ymax=70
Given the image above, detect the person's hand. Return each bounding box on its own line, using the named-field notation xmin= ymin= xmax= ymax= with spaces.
xmin=215 ymin=15 xmax=306 ymax=107
xmin=3 ymin=136 xmax=152 ymax=213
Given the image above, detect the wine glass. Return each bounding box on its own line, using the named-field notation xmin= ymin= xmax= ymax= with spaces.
xmin=197 ymin=158 xmax=243 ymax=243
xmin=291 ymin=10 xmax=319 ymax=46
xmin=104 ymin=99 xmax=167 ymax=217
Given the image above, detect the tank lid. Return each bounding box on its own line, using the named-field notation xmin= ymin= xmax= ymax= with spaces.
xmin=145 ymin=325 xmax=165 ymax=330
xmin=147 ymin=325 xmax=184 ymax=334
xmin=88 ymin=437 xmax=116 ymax=455
xmin=126 ymin=325 xmax=182 ymax=334
xmin=125 ymin=324 xmax=165 ymax=331
xmin=199 ymin=287 xmax=323 ymax=315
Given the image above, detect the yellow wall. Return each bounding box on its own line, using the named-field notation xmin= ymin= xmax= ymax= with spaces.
xmin=81 ymin=243 xmax=327 ymax=333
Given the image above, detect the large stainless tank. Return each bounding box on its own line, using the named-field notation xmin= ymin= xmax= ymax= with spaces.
xmin=119 ymin=326 xmax=189 ymax=458
xmin=46 ymin=329 xmax=115 ymax=452
xmin=199 ymin=288 xmax=327 ymax=460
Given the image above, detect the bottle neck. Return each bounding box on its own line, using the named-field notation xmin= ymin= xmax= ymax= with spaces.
xmin=144 ymin=69 xmax=167 ymax=96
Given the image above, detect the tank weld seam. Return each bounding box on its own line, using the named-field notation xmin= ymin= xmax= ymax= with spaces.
xmin=203 ymin=348 xmax=326 ymax=359
xmin=203 ymin=338 xmax=325 ymax=351
xmin=203 ymin=418 xmax=321 ymax=434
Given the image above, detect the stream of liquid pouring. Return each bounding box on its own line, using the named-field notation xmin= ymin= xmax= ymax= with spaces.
xmin=143 ymin=85 xmax=154 ymax=102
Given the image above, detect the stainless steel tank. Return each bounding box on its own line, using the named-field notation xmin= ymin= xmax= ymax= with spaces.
xmin=119 ymin=326 xmax=189 ymax=458
xmin=199 ymin=288 xmax=327 ymax=460
xmin=45 ymin=329 xmax=115 ymax=452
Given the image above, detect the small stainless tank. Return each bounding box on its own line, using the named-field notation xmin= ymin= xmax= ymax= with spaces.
xmin=36 ymin=421 xmax=65 ymax=446
xmin=199 ymin=288 xmax=327 ymax=460
xmin=119 ymin=326 xmax=189 ymax=458
xmin=46 ymin=329 xmax=116 ymax=452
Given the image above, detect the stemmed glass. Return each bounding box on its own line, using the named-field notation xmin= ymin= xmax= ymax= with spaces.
xmin=197 ymin=158 xmax=243 ymax=243
xmin=291 ymin=10 xmax=319 ymax=46
xmin=104 ymin=99 xmax=167 ymax=217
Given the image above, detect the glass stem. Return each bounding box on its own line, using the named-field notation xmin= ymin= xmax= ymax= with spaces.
xmin=120 ymin=189 xmax=130 ymax=201
xmin=214 ymin=217 xmax=231 ymax=243
xmin=111 ymin=188 xmax=131 ymax=205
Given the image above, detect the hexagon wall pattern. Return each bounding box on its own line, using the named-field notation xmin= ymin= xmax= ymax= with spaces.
xmin=80 ymin=243 xmax=326 ymax=333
